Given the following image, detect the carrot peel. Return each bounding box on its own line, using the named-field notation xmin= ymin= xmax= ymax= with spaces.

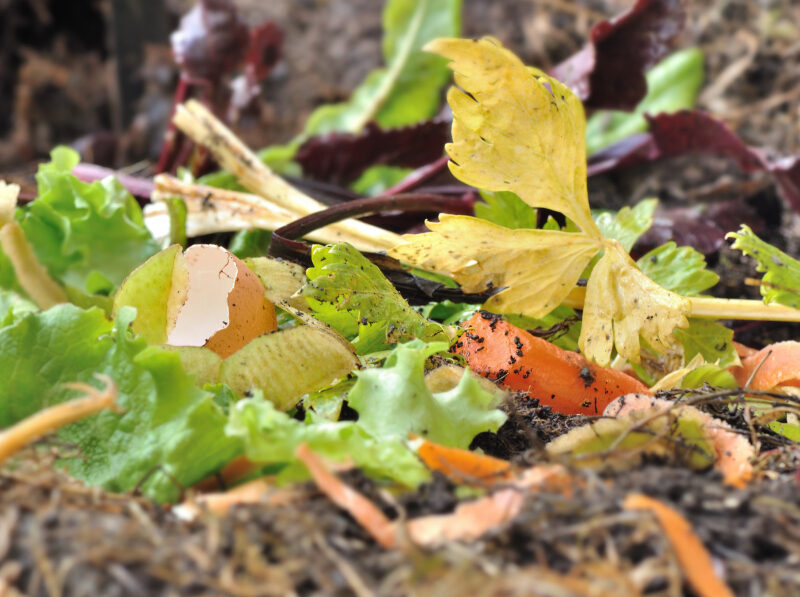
xmin=623 ymin=493 xmax=735 ymax=597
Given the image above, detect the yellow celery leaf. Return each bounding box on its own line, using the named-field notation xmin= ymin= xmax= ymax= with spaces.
xmin=389 ymin=215 xmax=600 ymax=318
xmin=425 ymin=37 xmax=600 ymax=237
xmin=580 ymin=240 xmax=690 ymax=366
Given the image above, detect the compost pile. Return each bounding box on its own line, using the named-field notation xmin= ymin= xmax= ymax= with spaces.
xmin=1 ymin=1 xmax=800 ymax=596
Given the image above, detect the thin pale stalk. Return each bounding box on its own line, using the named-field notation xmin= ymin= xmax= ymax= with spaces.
xmin=0 ymin=222 xmax=67 ymax=308
xmin=149 ymin=175 xmax=393 ymax=249
xmin=171 ymin=100 xmax=402 ymax=251
xmin=0 ymin=375 xmax=117 ymax=465
xmin=562 ymin=286 xmax=800 ymax=322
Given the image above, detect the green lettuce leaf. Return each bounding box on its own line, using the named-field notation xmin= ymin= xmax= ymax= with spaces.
xmin=226 ymin=396 xmax=430 ymax=487
xmin=673 ymin=318 xmax=738 ymax=367
xmin=303 ymin=0 xmax=462 ymax=136
xmin=300 ymin=243 xmax=448 ymax=353
xmin=586 ymin=48 xmax=704 ymax=155
xmin=637 ymin=241 xmax=719 ymax=296
xmin=348 ymin=339 xmax=506 ymax=448
xmin=0 ymin=288 xmax=37 ymax=326
xmin=679 ymin=364 xmax=737 ymax=389
xmin=474 ymin=190 xmax=538 ymax=229
xmin=594 ymin=198 xmax=657 ymax=253
xmin=727 ymin=224 xmax=800 ymax=309
xmin=0 ymin=304 xmax=240 ymax=503
xmin=15 ymin=147 xmax=159 ymax=296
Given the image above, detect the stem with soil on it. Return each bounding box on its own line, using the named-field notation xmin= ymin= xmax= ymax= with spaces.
xmin=0 ymin=374 xmax=118 ymax=465
xmin=171 ymin=99 xmax=402 ymax=252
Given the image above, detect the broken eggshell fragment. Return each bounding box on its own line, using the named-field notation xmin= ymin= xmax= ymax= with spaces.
xmin=114 ymin=244 xmax=277 ymax=358
xmin=167 ymin=244 xmax=277 ymax=358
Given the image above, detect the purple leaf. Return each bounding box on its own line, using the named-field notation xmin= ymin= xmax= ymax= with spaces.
xmin=589 ymin=110 xmax=800 ymax=214
xmin=551 ymin=0 xmax=685 ymax=110
xmin=295 ymin=119 xmax=450 ymax=186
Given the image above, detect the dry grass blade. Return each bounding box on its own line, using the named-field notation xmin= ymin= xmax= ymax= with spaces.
xmin=0 ymin=374 xmax=118 ymax=465
xmin=172 ymin=100 xmax=402 ymax=252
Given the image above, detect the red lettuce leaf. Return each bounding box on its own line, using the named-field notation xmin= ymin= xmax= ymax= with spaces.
xmin=588 ymin=110 xmax=800 ymax=213
xmin=551 ymin=0 xmax=685 ymax=110
xmin=295 ymin=119 xmax=449 ymax=186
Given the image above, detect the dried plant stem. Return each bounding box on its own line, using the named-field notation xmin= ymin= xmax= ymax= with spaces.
xmin=0 ymin=375 xmax=117 ymax=465
xmin=563 ymin=287 xmax=800 ymax=322
xmin=171 ymin=100 xmax=402 ymax=252
xmin=0 ymin=221 xmax=67 ymax=309
xmin=149 ymin=175 xmax=386 ymax=248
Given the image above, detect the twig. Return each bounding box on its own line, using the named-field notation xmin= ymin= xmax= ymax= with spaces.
xmin=0 ymin=374 xmax=118 ymax=466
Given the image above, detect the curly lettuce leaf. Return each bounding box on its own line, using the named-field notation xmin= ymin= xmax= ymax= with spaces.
xmin=226 ymin=396 xmax=429 ymax=487
xmin=16 ymin=147 xmax=160 ymax=296
xmin=348 ymin=339 xmax=506 ymax=448
xmin=727 ymin=225 xmax=800 ymax=309
xmin=299 ymin=243 xmax=448 ymax=353
xmin=0 ymin=304 xmax=240 ymax=503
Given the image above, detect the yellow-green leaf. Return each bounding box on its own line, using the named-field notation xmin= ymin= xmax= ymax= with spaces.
xmin=425 ymin=37 xmax=600 ymax=237
xmin=389 ymin=215 xmax=600 ymax=317
xmin=580 ymin=241 xmax=690 ymax=365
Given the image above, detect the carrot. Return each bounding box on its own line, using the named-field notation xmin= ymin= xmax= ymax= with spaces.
xmin=193 ymin=455 xmax=262 ymax=492
xmin=415 ymin=438 xmax=513 ymax=485
xmin=295 ymin=443 xmax=400 ymax=550
xmin=623 ymin=494 xmax=735 ymax=597
xmin=455 ymin=312 xmax=649 ymax=415
xmin=730 ymin=341 xmax=800 ymax=390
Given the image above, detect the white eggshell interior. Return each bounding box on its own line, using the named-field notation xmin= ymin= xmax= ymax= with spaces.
xmin=167 ymin=244 xmax=237 ymax=347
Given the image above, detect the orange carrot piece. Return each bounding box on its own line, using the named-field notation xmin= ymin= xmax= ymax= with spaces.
xmin=730 ymin=341 xmax=800 ymax=390
xmin=623 ymin=494 xmax=735 ymax=597
xmin=193 ymin=455 xmax=262 ymax=492
xmin=455 ymin=312 xmax=649 ymax=415
xmin=295 ymin=443 xmax=400 ymax=549
xmin=416 ymin=438 xmax=513 ymax=485
xmin=733 ymin=341 xmax=758 ymax=358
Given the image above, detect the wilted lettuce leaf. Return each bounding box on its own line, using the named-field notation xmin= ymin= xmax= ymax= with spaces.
xmin=348 ymin=339 xmax=506 ymax=448
xmin=679 ymin=364 xmax=737 ymax=389
xmin=300 ymin=243 xmax=448 ymax=353
xmin=15 ymin=147 xmax=159 ymax=296
xmin=727 ymin=225 xmax=800 ymax=309
xmin=637 ymin=241 xmax=719 ymax=296
xmin=585 ymin=48 xmax=704 ymax=155
xmin=226 ymin=396 xmax=430 ymax=487
xmin=0 ymin=304 xmax=241 ymax=503
xmin=474 ymin=190 xmax=538 ymax=230
xmin=594 ymin=198 xmax=657 ymax=253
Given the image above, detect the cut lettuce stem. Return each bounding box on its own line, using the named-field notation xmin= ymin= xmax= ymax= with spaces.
xmin=563 ymin=287 xmax=800 ymax=322
xmin=171 ymin=100 xmax=402 ymax=252
xmin=148 ymin=175 xmax=385 ymax=248
xmin=0 ymin=221 xmax=67 ymax=308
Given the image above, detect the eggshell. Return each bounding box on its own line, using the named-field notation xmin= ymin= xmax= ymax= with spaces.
xmin=166 ymin=244 xmax=277 ymax=358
